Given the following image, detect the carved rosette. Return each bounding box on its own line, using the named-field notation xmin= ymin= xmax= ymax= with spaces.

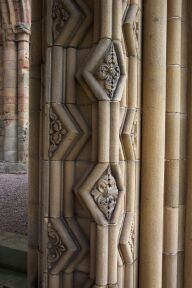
xmin=49 ymin=108 xmax=66 ymax=157
xmin=47 ymin=222 xmax=66 ymax=270
xmin=96 ymin=44 xmax=120 ymax=99
xmin=52 ymin=0 xmax=69 ymax=40
xmin=91 ymin=167 xmax=119 ymax=221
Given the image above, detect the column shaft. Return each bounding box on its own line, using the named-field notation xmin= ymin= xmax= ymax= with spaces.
xmin=140 ymin=1 xmax=167 ymax=288
xmin=184 ymin=1 xmax=192 ymax=287
xmin=3 ymin=40 xmax=17 ymax=162
xmin=17 ymin=33 xmax=30 ymax=163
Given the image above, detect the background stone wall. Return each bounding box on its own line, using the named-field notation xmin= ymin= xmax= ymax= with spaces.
xmin=0 ymin=0 xmax=31 ymax=173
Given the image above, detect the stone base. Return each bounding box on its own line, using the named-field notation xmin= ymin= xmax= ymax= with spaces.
xmin=0 ymin=231 xmax=27 ymax=273
xmin=0 ymin=161 xmax=27 ymax=174
xmin=0 ymin=268 xmax=27 ymax=288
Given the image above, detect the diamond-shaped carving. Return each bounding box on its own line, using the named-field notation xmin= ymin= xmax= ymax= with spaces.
xmin=91 ymin=167 xmax=119 ymax=220
xmin=77 ymin=39 xmax=126 ymax=102
xmin=76 ymin=164 xmax=124 ymax=225
xmin=95 ymin=44 xmax=120 ymax=100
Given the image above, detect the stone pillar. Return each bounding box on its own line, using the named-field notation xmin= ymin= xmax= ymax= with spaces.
xmin=30 ymin=0 xmax=191 ymax=287
xmin=28 ymin=0 xmax=42 ymax=286
xmin=17 ymin=32 xmax=30 ymax=163
xmin=0 ymin=1 xmax=31 ymax=173
xmin=163 ymin=1 xmax=182 ymax=287
xmin=140 ymin=1 xmax=167 ymax=288
xmin=0 ymin=37 xmax=3 ymax=160
xmin=32 ymin=0 xmax=142 ymax=287
xmin=3 ymin=38 xmax=17 ymax=162
xmin=184 ymin=0 xmax=192 ymax=287
xmin=164 ymin=1 xmax=188 ymax=287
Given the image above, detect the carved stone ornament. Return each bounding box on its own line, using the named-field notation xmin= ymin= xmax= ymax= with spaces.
xmin=128 ymin=220 xmax=135 ymax=257
xmin=47 ymin=222 xmax=66 ymax=270
xmin=133 ymin=10 xmax=140 ymax=53
xmin=52 ymin=0 xmax=69 ymax=40
xmin=91 ymin=167 xmax=119 ymax=221
xmin=96 ymin=44 xmax=120 ymax=99
xmin=131 ymin=115 xmax=137 ymax=153
xmin=49 ymin=108 xmax=66 ymax=157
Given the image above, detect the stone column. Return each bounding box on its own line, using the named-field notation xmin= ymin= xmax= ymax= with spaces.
xmin=3 ymin=37 xmax=17 ymax=162
xmin=0 ymin=37 xmax=3 ymax=160
xmin=140 ymin=1 xmax=167 ymax=288
xmin=163 ymin=1 xmax=182 ymax=286
xmin=0 ymin=0 xmax=31 ymax=172
xmin=164 ymin=1 xmax=188 ymax=287
xmin=184 ymin=0 xmax=192 ymax=287
xmin=28 ymin=0 xmax=42 ymax=287
xmin=17 ymin=32 xmax=30 ymax=164
xmin=33 ymin=1 xmax=142 ymax=287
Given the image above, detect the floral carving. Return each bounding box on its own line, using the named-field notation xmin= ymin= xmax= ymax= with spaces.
xmin=96 ymin=44 xmax=120 ymax=99
xmin=49 ymin=108 xmax=66 ymax=157
xmin=47 ymin=222 xmax=66 ymax=270
xmin=91 ymin=167 xmax=119 ymax=221
xmin=52 ymin=0 xmax=69 ymax=40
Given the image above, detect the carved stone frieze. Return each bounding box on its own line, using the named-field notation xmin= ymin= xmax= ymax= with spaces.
xmin=49 ymin=108 xmax=66 ymax=157
xmin=91 ymin=167 xmax=119 ymax=221
xmin=52 ymin=0 xmax=70 ymax=40
xmin=96 ymin=44 xmax=120 ymax=99
xmin=47 ymin=222 xmax=66 ymax=270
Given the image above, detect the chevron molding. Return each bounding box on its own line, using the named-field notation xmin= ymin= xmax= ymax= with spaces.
xmin=42 ymin=0 xmax=142 ymax=287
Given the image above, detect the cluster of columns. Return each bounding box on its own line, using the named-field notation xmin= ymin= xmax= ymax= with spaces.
xmin=29 ymin=0 xmax=192 ymax=288
xmin=0 ymin=1 xmax=30 ymax=173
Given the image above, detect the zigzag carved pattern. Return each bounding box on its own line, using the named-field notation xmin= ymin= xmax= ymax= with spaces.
xmin=51 ymin=0 xmax=92 ymax=47
xmin=49 ymin=106 xmax=90 ymax=161
xmin=118 ymin=4 xmax=141 ymax=286
xmin=46 ymin=218 xmax=88 ymax=277
xmin=44 ymin=1 xmax=142 ymax=287
xmin=74 ymin=3 xmax=128 ymax=287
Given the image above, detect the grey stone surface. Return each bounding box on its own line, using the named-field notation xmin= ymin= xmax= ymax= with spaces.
xmin=0 ymin=232 xmax=27 ymax=273
xmin=0 ymin=268 xmax=27 ymax=288
xmin=0 ymin=162 xmax=27 ymax=174
xmin=0 ymin=174 xmax=28 ymax=235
